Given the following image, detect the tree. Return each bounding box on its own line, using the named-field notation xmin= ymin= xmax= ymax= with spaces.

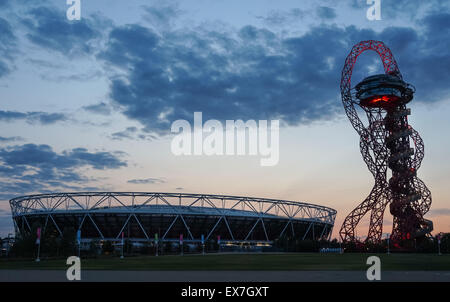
xmin=442 ymin=233 xmax=450 ymax=254
xmin=9 ymin=232 xmax=36 ymax=258
xmin=124 ymin=239 xmax=132 ymax=255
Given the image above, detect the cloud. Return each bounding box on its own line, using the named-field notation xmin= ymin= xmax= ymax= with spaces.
xmin=97 ymin=6 xmax=450 ymax=135
xmin=30 ymin=112 xmax=67 ymax=125
xmin=255 ymin=8 xmax=305 ymax=26
xmin=41 ymin=69 xmax=104 ymax=82
xmin=110 ymin=127 xmax=138 ymax=140
xmin=0 ymin=144 xmax=127 ymax=170
xmin=0 ymin=0 xmax=10 ymax=8
xmin=0 ymin=110 xmax=68 ymax=125
xmin=127 ymin=178 xmax=166 ymax=184
xmin=392 ymin=12 xmax=450 ymax=102
xmin=0 ymin=17 xmax=17 ymax=77
xmin=110 ymin=127 xmax=158 ymax=141
xmin=316 ymin=6 xmax=337 ymax=20
xmin=2 ymin=2 xmax=448 ymax=136
xmin=100 ymin=24 xmax=344 ymax=134
xmin=22 ymin=6 xmax=101 ymax=56
xmin=25 ymin=58 xmax=61 ymax=69
xmin=65 ymin=148 xmax=128 ymax=170
xmin=0 ymin=144 xmax=127 ymax=200
xmin=0 ymin=136 xmax=23 ymax=143
xmin=142 ymin=3 xmax=181 ymax=29
xmin=83 ymin=102 xmax=112 ymax=115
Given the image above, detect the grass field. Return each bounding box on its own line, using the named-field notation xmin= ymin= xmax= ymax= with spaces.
xmin=1 ymin=253 xmax=450 ymax=271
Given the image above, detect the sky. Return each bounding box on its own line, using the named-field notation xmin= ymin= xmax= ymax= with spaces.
xmin=0 ymin=0 xmax=449 ymax=239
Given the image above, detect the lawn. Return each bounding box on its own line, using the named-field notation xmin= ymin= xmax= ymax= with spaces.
xmin=0 ymin=253 xmax=449 ymax=271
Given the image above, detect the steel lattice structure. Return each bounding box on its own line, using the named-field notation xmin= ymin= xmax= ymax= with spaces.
xmin=339 ymin=40 xmax=433 ymax=246
xmin=10 ymin=192 xmax=336 ymax=243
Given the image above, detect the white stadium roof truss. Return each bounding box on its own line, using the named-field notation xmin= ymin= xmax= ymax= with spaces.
xmin=10 ymin=192 xmax=337 ymax=243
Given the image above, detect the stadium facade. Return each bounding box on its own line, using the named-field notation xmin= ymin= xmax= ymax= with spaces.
xmin=10 ymin=192 xmax=336 ymax=245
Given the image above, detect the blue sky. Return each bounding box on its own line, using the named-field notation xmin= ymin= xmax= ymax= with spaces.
xmin=0 ymin=0 xmax=449 ymax=237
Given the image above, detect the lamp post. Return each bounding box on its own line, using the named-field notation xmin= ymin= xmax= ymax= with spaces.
xmin=120 ymin=232 xmax=124 ymax=259
xmin=35 ymin=227 xmax=41 ymax=262
xmin=218 ymin=235 xmax=221 ymax=253
xmin=387 ymin=234 xmax=390 ymax=255
xmin=155 ymin=233 xmax=158 ymax=257
xmin=438 ymin=234 xmax=442 ymax=256
xmin=76 ymin=229 xmax=81 ymax=258
xmin=201 ymin=234 xmax=205 ymax=255
xmin=180 ymin=234 xmax=183 ymax=256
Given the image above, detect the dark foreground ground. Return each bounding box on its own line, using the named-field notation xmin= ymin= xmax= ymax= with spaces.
xmin=1 ymin=269 xmax=450 ymax=282
xmin=1 ymin=253 xmax=449 ymax=282
xmin=1 ymin=253 xmax=450 ymax=271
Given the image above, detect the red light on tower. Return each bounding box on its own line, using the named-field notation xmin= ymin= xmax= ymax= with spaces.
xmin=355 ymin=74 xmax=414 ymax=109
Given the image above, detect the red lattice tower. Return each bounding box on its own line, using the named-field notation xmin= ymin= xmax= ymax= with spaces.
xmin=339 ymin=40 xmax=433 ymax=247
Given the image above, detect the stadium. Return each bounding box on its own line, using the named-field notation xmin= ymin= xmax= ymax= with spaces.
xmin=9 ymin=192 xmax=336 ymax=248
